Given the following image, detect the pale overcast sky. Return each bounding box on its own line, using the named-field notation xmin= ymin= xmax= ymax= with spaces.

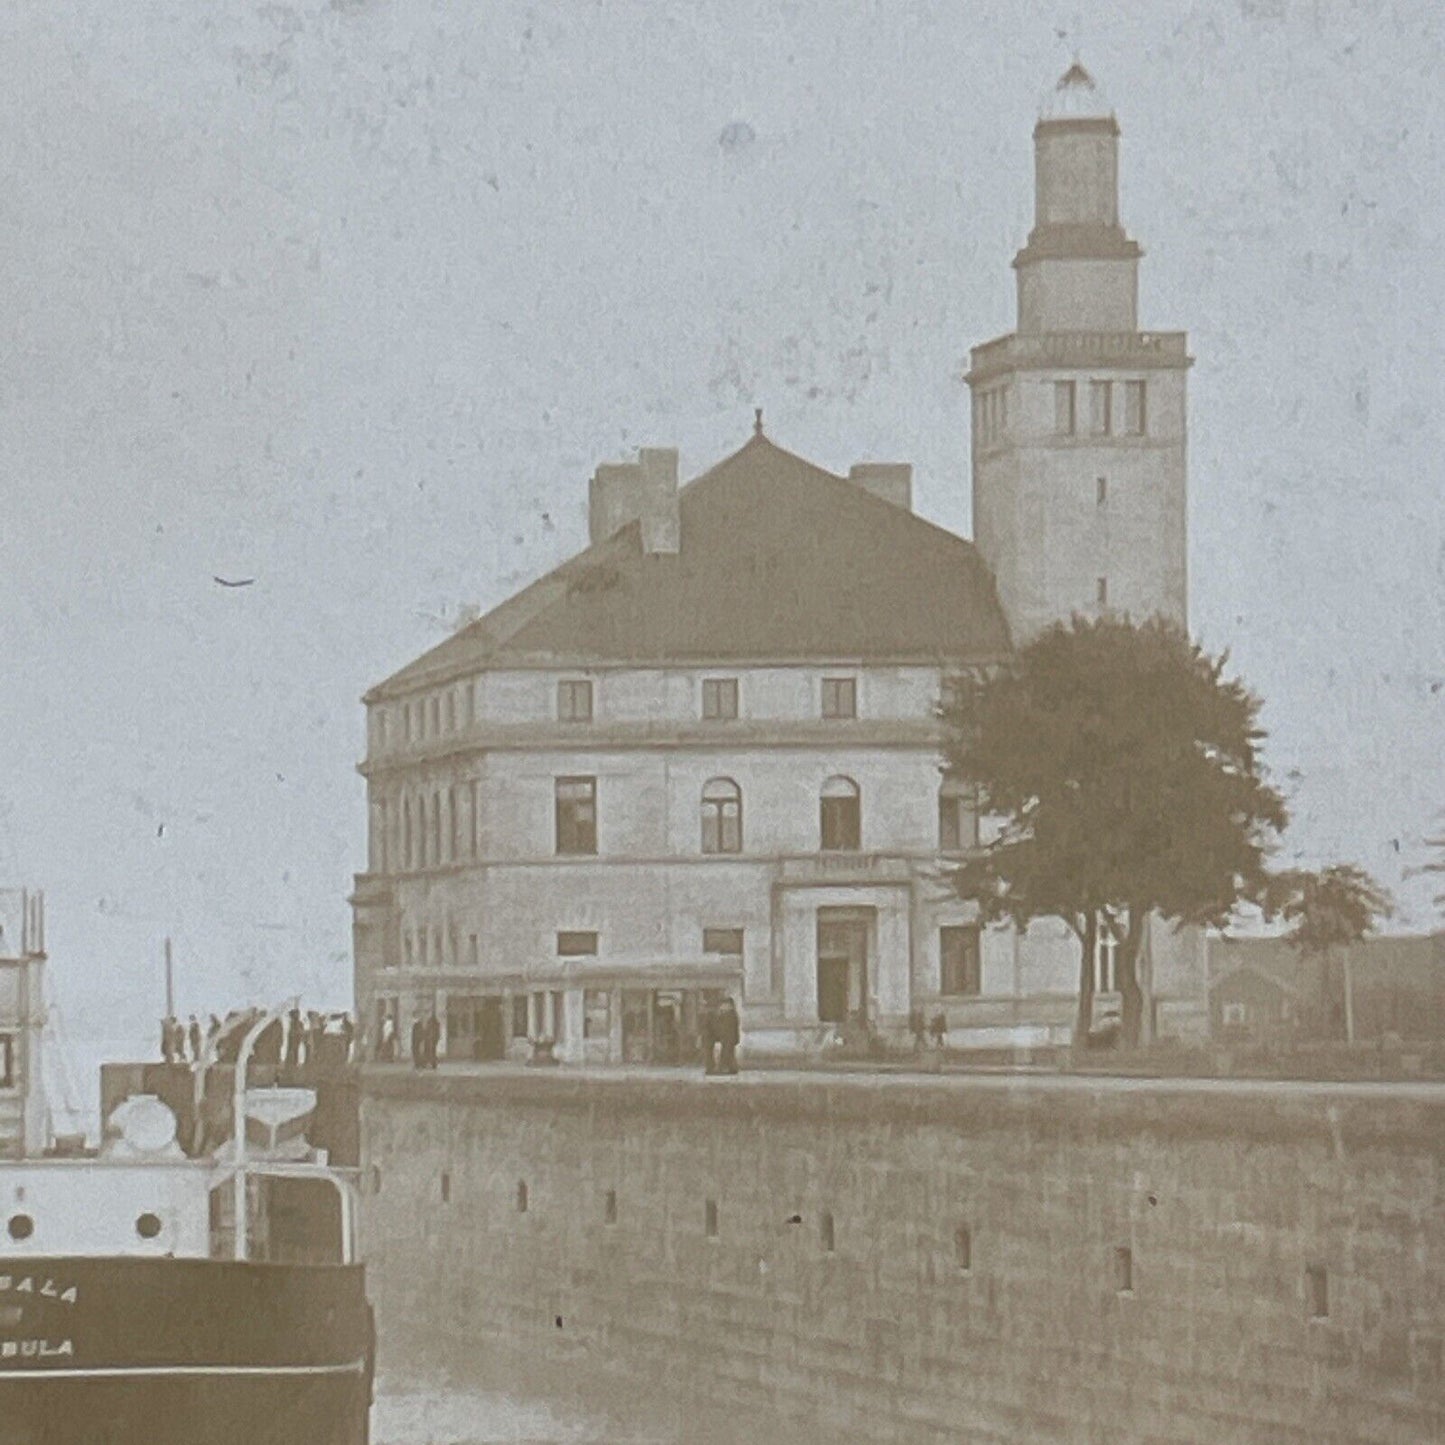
xmin=1 ymin=0 xmax=1441 ymax=1047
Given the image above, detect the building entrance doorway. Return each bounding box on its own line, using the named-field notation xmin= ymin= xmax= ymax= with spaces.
xmin=817 ymin=913 xmax=870 ymax=1025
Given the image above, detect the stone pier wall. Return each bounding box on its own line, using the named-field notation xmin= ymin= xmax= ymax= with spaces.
xmin=358 ymin=1068 xmax=1444 ymax=1443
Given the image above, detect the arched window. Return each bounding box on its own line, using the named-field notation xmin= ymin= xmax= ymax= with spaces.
xmin=701 ymin=778 xmax=742 ymax=855
xmin=820 ymin=776 xmax=861 ymax=852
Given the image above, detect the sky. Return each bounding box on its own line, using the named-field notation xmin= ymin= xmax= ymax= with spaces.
xmin=1 ymin=0 xmax=1441 ymax=1051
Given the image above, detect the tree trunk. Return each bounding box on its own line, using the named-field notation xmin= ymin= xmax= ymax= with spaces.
xmin=1117 ymin=907 xmax=1147 ymax=1050
xmin=1073 ymin=911 xmax=1097 ymax=1056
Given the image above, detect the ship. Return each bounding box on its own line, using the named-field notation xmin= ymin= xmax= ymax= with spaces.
xmin=1 ymin=890 xmax=376 ymax=1444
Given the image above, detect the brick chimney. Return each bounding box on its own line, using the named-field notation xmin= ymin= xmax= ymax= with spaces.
xmin=848 ymin=462 xmax=912 ymax=511
xmin=588 ymin=447 xmax=680 ymax=554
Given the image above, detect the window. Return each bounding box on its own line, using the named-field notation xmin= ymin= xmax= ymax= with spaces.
xmin=938 ymin=782 xmax=979 ymax=852
xmin=1054 ymin=380 xmax=1077 ymax=436
xmin=1122 ymin=380 xmax=1146 ymax=435
xmin=702 ymin=678 xmax=738 ymax=721
xmin=703 ymin=928 xmax=744 ymax=958
xmin=0 ymin=1034 xmax=13 ymax=1089
xmin=1097 ymin=475 xmax=1108 ymax=507
xmin=403 ymin=797 xmax=414 ymax=870
xmin=1097 ymin=576 xmax=1108 ymax=608
xmin=557 ymin=931 xmax=598 ymax=957
xmin=1094 ymin=917 xmax=1120 ymax=993
xmin=555 ymin=777 xmax=597 ymax=855
xmin=701 ymin=778 xmax=742 ymax=854
xmin=940 ymin=925 xmax=982 ymax=996
xmin=1088 ymin=379 xmax=1112 ymax=436
xmin=432 ymin=789 xmax=443 ymax=863
xmin=583 ymin=988 xmax=611 ymax=1040
xmin=976 ymin=387 xmax=1007 ymax=446
xmin=821 ymin=677 xmax=856 ymax=720
xmin=820 ymin=776 xmax=861 ymax=851
xmin=510 ymin=996 xmax=529 ymax=1038
xmin=428 ymin=694 xmax=440 ymax=737
xmin=469 ymin=780 xmax=480 ymax=858
xmin=469 ymin=934 xmax=480 ymax=968
xmin=557 ymin=680 xmax=593 ymax=722
xmin=1306 ymin=1264 xmax=1328 ymax=1319
xmin=1114 ymin=1246 xmax=1134 ymax=1295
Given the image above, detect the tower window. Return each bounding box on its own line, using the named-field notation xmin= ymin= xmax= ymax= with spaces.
xmin=1123 ymin=380 xmax=1147 ymax=435
xmin=821 ymin=677 xmax=857 ymax=719
xmin=1097 ymin=577 xmax=1109 ymax=608
xmin=1089 ymin=380 xmax=1113 ymax=436
xmin=702 ymin=678 xmax=738 ymax=721
xmin=554 ymin=777 xmax=597 ymax=855
xmin=1053 ymin=381 xmax=1077 ymax=437
xmin=1097 ymin=476 xmax=1107 ymax=506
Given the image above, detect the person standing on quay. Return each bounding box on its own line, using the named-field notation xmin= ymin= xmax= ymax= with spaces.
xmin=699 ymin=998 xmax=718 ymax=1075
xmin=716 ymin=997 xmax=741 ymax=1076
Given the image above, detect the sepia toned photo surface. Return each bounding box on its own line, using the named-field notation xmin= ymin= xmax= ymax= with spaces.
xmin=2 ymin=4 xmax=1442 ymax=1442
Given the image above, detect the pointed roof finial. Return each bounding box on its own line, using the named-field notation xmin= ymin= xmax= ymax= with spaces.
xmin=753 ymin=406 xmax=764 ymax=437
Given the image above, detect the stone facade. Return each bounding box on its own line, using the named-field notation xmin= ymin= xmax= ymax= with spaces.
xmin=350 ymin=65 xmax=1208 ymax=1062
xmin=360 ymin=1067 xmax=1445 ymax=1443
xmin=967 ymin=63 xmax=1190 ymax=645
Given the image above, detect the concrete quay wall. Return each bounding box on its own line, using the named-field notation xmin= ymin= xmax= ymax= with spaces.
xmin=358 ymin=1067 xmax=1445 ymax=1443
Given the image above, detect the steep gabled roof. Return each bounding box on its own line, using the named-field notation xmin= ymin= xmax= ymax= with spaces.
xmin=369 ymin=435 xmax=1010 ymax=698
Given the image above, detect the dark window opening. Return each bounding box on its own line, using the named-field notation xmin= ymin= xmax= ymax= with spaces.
xmin=516 ymin=1181 xmax=529 ymax=1214
xmin=557 ymin=931 xmax=599 ymax=957
xmin=820 ymin=1211 xmax=835 ymax=1253
xmin=705 ymin=1199 xmax=718 ymax=1238
xmin=820 ymin=776 xmax=861 ymax=851
xmin=701 ymin=778 xmax=742 ymax=854
xmin=1306 ymin=1264 xmax=1328 ymax=1319
xmin=510 ymin=996 xmax=529 ymax=1039
xmin=440 ymin=1171 xmax=451 ymax=1204
xmin=6 ymin=1214 xmax=33 ymax=1241
xmin=605 ymin=1189 xmax=618 ymax=1225
xmin=954 ymin=1224 xmax=972 ymax=1273
xmin=702 ymin=678 xmax=738 ymax=721
xmin=821 ymin=677 xmax=857 ymax=719
xmin=1114 ymin=1246 xmax=1133 ymax=1294
xmin=555 ymin=777 xmax=597 ymax=855
xmin=557 ymin=680 xmax=593 ymax=722
xmin=938 ymin=785 xmax=979 ymax=852
xmin=703 ymin=928 xmax=744 ymax=958
xmin=940 ymin=926 xmax=982 ymax=997
xmin=135 ymin=1212 xmax=162 ymax=1240
xmin=1054 ymin=380 xmax=1077 ymax=436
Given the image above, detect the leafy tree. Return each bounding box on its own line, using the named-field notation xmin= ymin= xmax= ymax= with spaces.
xmin=1261 ymin=864 xmax=1393 ymax=1040
xmin=942 ymin=616 xmax=1288 ymax=1049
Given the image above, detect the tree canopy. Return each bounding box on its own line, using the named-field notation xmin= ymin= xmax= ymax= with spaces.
xmin=942 ymin=615 xmax=1289 ymax=1047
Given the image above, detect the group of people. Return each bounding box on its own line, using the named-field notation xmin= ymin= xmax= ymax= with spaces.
xmin=907 ymin=1007 xmax=950 ymax=1051
xmin=700 ymin=996 xmax=741 ymax=1076
xmin=159 ymin=1006 xmax=356 ymax=1073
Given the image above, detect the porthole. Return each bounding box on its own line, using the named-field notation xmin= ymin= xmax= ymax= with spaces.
xmin=136 ymin=1212 xmax=163 ymax=1240
xmin=7 ymin=1213 xmax=34 ymax=1241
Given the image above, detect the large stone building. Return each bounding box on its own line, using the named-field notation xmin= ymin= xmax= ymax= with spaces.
xmin=351 ymin=64 xmax=1206 ymax=1062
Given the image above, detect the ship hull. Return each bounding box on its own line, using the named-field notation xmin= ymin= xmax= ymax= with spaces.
xmin=0 ymin=1256 xmax=373 ymax=1444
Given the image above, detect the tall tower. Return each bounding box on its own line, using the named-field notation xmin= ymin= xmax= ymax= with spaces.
xmin=967 ymin=63 xmax=1190 ymax=645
